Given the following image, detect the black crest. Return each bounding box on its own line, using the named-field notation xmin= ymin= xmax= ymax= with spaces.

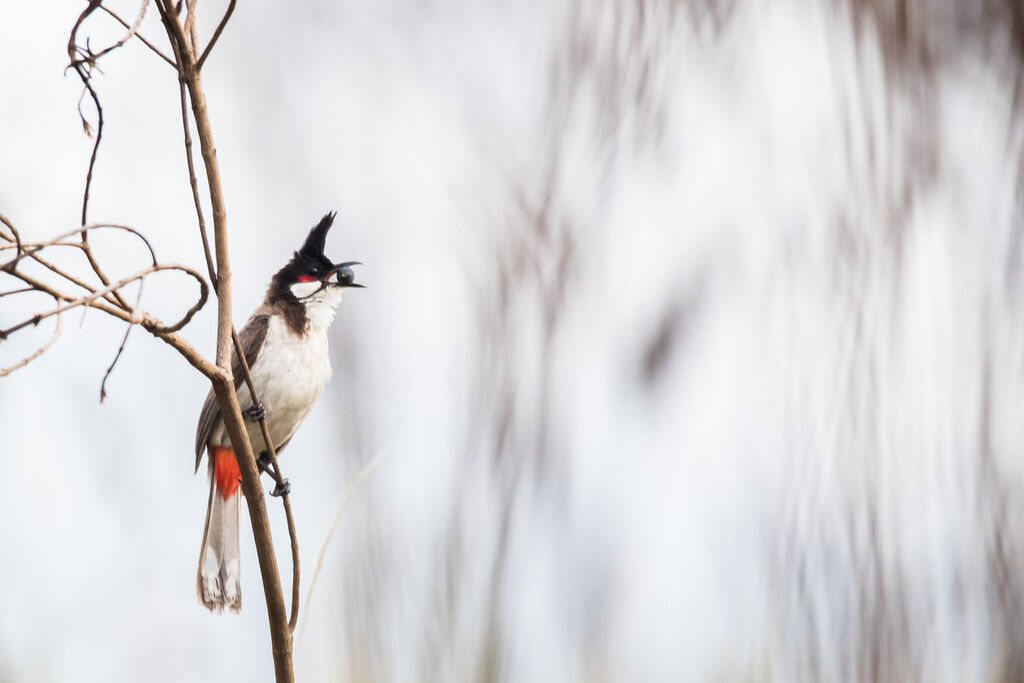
xmin=299 ymin=212 xmax=336 ymax=258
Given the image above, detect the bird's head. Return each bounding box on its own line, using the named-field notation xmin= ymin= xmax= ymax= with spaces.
xmin=268 ymin=212 xmax=363 ymax=322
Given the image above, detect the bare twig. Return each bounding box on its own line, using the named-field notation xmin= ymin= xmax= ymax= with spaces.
xmin=1 ymin=222 xmax=143 ymax=308
xmin=99 ymin=4 xmax=176 ymax=67
xmin=231 ymin=328 xmax=302 ymax=631
xmin=0 ymin=213 xmax=23 ymax=257
xmin=0 ymin=286 xmax=35 ymax=297
xmin=90 ymin=0 xmax=151 ymax=63
xmin=197 ymin=0 xmax=235 ymax=69
xmin=0 ymin=261 xmax=204 ymax=338
xmin=2 ymin=260 xmax=216 ymax=382
xmin=0 ymin=292 xmax=63 ymax=377
xmin=67 ymin=4 xmax=137 ymax=313
xmin=2 ymin=223 xmax=157 ymax=274
xmin=100 ymin=313 xmax=137 ymax=400
xmin=0 ymin=219 xmax=210 ymax=384
xmin=176 ymin=73 xmax=217 ymax=285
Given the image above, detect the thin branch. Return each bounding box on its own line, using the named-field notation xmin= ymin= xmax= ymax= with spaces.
xmin=1 ymin=261 xmax=204 ymax=338
xmin=1 ymin=223 xmax=149 ymax=309
xmin=2 ymin=223 xmax=158 ymax=275
xmin=2 ymin=263 xmax=218 ymax=379
xmin=99 ymin=4 xmax=176 ymax=67
xmin=231 ymin=328 xmax=302 ymax=631
xmin=67 ymin=61 xmax=132 ymax=311
xmin=296 ymin=445 xmax=387 ymax=642
xmin=156 ymin=0 xmax=194 ymax=65
xmin=177 ymin=76 xmax=217 ymax=285
xmin=100 ymin=314 xmax=136 ymax=400
xmin=197 ymin=0 xmax=236 ymax=69
xmin=1 ymin=222 xmax=208 ymax=339
xmin=90 ymin=0 xmax=151 ymax=62
xmin=8 ymin=249 xmax=120 ymax=306
xmin=0 ymin=214 xmax=23 ymax=259
xmin=67 ymin=1 xmax=103 ymax=66
xmin=0 ymin=286 xmax=35 ymax=298
xmin=156 ymin=3 xmax=294 ymax=679
xmin=0 ymin=292 xmax=63 ymax=377
xmin=67 ymin=3 xmax=154 ymax=313
xmin=174 ymin=30 xmax=302 ymax=630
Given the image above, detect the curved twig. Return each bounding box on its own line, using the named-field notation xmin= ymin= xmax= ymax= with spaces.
xmin=2 ymin=262 xmax=218 ymax=379
xmin=1 ymin=262 xmax=205 ymax=338
xmin=2 ymin=223 xmax=158 ymax=274
xmin=0 ymin=231 xmax=121 ymax=308
xmin=67 ymin=4 xmax=133 ymax=312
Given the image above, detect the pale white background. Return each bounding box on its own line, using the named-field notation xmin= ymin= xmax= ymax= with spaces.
xmin=2 ymin=1 xmax=1024 ymax=681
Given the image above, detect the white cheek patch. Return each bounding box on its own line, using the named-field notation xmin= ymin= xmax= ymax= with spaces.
xmin=289 ymin=280 xmax=322 ymax=299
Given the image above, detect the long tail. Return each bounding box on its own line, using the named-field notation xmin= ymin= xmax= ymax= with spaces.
xmin=197 ymin=446 xmax=242 ymax=612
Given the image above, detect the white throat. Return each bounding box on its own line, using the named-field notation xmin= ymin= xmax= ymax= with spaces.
xmin=289 ymin=281 xmax=343 ymax=330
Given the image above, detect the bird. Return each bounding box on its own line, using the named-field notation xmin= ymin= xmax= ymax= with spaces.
xmin=193 ymin=212 xmax=362 ymax=612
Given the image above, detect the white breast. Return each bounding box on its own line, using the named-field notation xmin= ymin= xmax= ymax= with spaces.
xmin=210 ymin=308 xmax=336 ymax=456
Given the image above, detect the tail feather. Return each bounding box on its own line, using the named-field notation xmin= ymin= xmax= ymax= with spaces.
xmin=197 ymin=446 xmax=241 ymax=612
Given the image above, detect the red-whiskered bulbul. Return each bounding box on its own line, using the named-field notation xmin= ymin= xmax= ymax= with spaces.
xmin=193 ymin=212 xmax=362 ymax=612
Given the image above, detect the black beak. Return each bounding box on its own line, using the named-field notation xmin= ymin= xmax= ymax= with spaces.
xmin=329 ymin=261 xmax=365 ymax=288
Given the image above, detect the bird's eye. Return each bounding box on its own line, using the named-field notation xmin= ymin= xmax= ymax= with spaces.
xmin=296 ymin=274 xmax=316 ymax=283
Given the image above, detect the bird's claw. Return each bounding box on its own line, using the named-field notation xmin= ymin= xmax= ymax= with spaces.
xmin=243 ymin=402 xmax=266 ymax=423
xmin=257 ymin=451 xmax=291 ymax=497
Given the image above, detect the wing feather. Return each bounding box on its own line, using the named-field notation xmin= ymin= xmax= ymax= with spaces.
xmin=193 ymin=314 xmax=270 ymax=472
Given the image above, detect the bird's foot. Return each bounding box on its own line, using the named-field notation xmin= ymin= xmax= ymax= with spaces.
xmin=256 ymin=451 xmax=291 ymax=497
xmin=270 ymin=478 xmax=291 ymax=497
xmin=242 ymin=402 xmax=266 ymax=423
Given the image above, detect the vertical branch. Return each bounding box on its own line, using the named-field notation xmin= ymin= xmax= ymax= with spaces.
xmin=171 ymin=12 xmax=302 ymax=632
xmin=154 ymin=1 xmax=295 ymax=680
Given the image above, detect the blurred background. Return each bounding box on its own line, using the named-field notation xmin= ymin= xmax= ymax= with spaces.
xmin=3 ymin=1 xmax=1024 ymax=681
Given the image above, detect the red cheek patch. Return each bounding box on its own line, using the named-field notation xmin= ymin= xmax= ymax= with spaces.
xmin=296 ymin=274 xmax=316 ymax=283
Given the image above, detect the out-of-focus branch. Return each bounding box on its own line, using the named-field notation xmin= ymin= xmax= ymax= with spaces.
xmin=296 ymin=445 xmax=385 ymax=642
